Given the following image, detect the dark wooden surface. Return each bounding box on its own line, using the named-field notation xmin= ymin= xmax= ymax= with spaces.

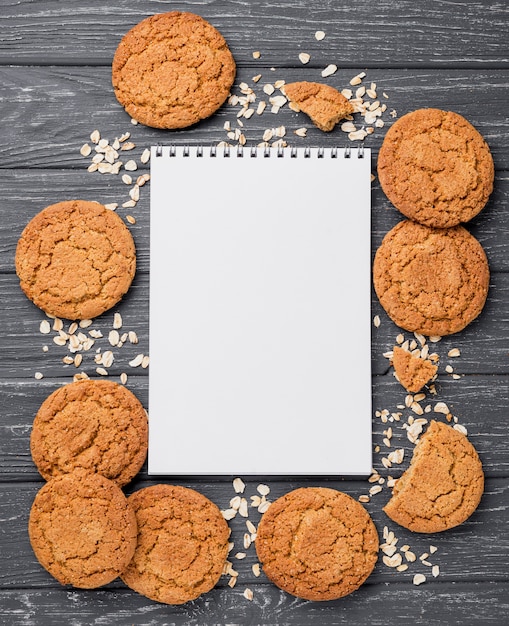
xmin=1 ymin=1 xmax=508 ymax=624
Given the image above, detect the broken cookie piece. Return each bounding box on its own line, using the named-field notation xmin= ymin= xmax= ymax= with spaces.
xmin=392 ymin=345 xmax=438 ymax=393
xmin=283 ymin=81 xmax=354 ymax=132
xmin=383 ymin=420 xmax=484 ymax=533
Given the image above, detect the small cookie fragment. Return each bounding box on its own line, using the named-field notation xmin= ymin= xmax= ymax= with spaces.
xmin=384 ymin=420 xmax=484 ymax=533
xmin=283 ymin=82 xmax=354 ymax=132
xmin=15 ymin=200 xmax=136 ymax=320
xmin=121 ymin=485 xmax=230 ymax=604
xmin=373 ymin=220 xmax=489 ymax=336
xmin=378 ymin=108 xmax=494 ymax=228
xmin=255 ymin=487 xmax=379 ymax=601
xmin=392 ymin=345 xmax=438 ymax=393
xmin=112 ymin=12 xmax=236 ymax=129
xmin=30 ymin=380 xmax=148 ymax=487
xmin=29 ymin=470 xmax=137 ymax=588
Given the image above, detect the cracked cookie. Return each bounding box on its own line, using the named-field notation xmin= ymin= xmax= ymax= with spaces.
xmin=255 ymin=487 xmax=379 ymax=601
xmin=392 ymin=345 xmax=438 ymax=393
xmin=384 ymin=420 xmax=484 ymax=532
xmin=373 ymin=220 xmax=489 ymax=336
xmin=378 ymin=108 xmax=494 ymax=228
xmin=120 ymin=485 xmax=230 ymax=604
xmin=28 ymin=470 xmax=137 ymax=588
xmin=15 ymin=200 xmax=136 ymax=320
xmin=30 ymin=380 xmax=148 ymax=487
xmin=283 ymin=81 xmax=354 ymax=132
xmin=112 ymin=12 xmax=236 ymax=129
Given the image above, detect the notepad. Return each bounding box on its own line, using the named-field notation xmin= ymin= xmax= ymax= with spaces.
xmin=148 ymin=145 xmax=372 ymax=475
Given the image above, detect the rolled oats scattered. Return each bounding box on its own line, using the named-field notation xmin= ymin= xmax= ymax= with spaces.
xmin=221 ymin=508 xmax=237 ymax=521
xmin=299 ymin=52 xmax=311 ymax=64
xmin=434 ymin=402 xmax=450 ymax=414
xmin=243 ymin=588 xmax=254 ymax=601
xmin=233 ymin=477 xmax=246 ymax=493
xmin=454 ymin=423 xmax=468 ymax=435
xmin=315 ymin=30 xmax=326 ymax=41
xmin=124 ymin=160 xmax=137 ymax=171
xmin=129 ymin=354 xmax=144 ymax=367
xmin=321 ymin=64 xmax=337 ymax=77
xmin=413 ymin=573 xmax=426 ymax=586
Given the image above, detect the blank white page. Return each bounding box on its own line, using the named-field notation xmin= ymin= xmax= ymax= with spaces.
xmin=149 ymin=146 xmax=372 ymax=475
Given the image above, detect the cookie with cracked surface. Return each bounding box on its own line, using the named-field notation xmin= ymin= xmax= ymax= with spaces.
xmin=378 ymin=108 xmax=494 ymax=228
xmin=384 ymin=420 xmax=484 ymax=532
xmin=255 ymin=487 xmax=379 ymax=601
xmin=28 ymin=470 xmax=137 ymax=588
xmin=392 ymin=345 xmax=438 ymax=393
xmin=373 ymin=220 xmax=489 ymax=336
xmin=284 ymin=81 xmax=354 ymax=132
xmin=15 ymin=200 xmax=136 ymax=320
xmin=30 ymin=380 xmax=148 ymax=487
xmin=112 ymin=12 xmax=236 ymax=129
xmin=120 ymin=485 xmax=230 ymax=604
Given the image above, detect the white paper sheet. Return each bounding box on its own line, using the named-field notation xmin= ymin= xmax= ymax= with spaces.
xmin=149 ymin=146 xmax=372 ymax=475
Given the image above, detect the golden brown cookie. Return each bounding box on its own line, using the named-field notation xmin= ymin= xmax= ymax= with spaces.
xmin=15 ymin=200 xmax=136 ymax=320
xmin=255 ymin=487 xmax=379 ymax=601
xmin=30 ymin=380 xmax=148 ymax=487
xmin=121 ymin=485 xmax=230 ymax=604
xmin=373 ymin=220 xmax=489 ymax=336
xmin=112 ymin=12 xmax=236 ymax=129
xmin=284 ymin=81 xmax=354 ymax=132
xmin=392 ymin=345 xmax=438 ymax=393
xmin=28 ymin=470 xmax=137 ymax=588
xmin=378 ymin=108 xmax=494 ymax=228
xmin=384 ymin=420 xmax=484 ymax=532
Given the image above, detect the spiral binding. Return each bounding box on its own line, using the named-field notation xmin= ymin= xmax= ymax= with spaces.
xmin=155 ymin=144 xmax=365 ymax=158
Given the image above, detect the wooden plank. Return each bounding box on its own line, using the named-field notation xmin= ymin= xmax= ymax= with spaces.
xmin=0 ymin=67 xmax=507 ymax=168
xmin=0 ymin=0 xmax=507 ymax=67
xmin=1 ymin=477 xmax=507 ymax=589
xmin=2 ymin=170 xmax=508 ymax=273
xmin=1 ymin=375 xmax=507 ymax=479
xmin=0 ymin=581 xmax=508 ymax=625
xmin=1 ymin=270 xmax=508 ymax=376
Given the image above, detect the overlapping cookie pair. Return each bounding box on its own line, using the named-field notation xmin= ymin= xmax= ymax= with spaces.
xmin=373 ymin=108 xmax=494 ymax=339
xmin=28 ymin=379 xmax=231 ymax=603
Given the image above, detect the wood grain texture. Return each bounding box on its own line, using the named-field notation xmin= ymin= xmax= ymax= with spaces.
xmin=0 ymin=0 xmax=508 ymax=623
xmin=1 ymin=375 xmax=507 ymax=479
xmin=0 ymin=67 xmax=508 ymax=168
xmin=1 ymin=478 xmax=507 ymax=588
xmin=0 ymin=582 xmax=508 ymax=626
xmin=0 ymin=0 xmax=507 ymax=67
xmin=1 ymin=270 xmax=508 ymax=376
xmin=2 ymin=170 xmax=508 ymax=272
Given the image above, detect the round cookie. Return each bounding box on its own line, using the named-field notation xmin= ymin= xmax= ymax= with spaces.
xmin=383 ymin=420 xmax=484 ymax=532
xmin=15 ymin=200 xmax=136 ymax=320
xmin=121 ymin=485 xmax=230 ymax=604
xmin=112 ymin=12 xmax=236 ymax=129
xmin=28 ymin=470 xmax=137 ymax=588
xmin=30 ymin=380 xmax=148 ymax=487
xmin=373 ymin=220 xmax=489 ymax=336
xmin=255 ymin=487 xmax=379 ymax=601
xmin=378 ymin=108 xmax=494 ymax=228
